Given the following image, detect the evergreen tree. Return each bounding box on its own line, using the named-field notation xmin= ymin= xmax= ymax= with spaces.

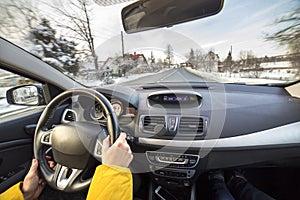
xmin=31 ymin=18 xmax=79 ymax=75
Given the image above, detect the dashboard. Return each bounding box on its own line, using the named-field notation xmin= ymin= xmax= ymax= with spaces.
xmin=60 ymin=82 xmax=300 ymax=187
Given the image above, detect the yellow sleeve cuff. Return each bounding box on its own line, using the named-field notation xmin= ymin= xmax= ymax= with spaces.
xmin=101 ymin=164 xmax=131 ymax=173
xmin=87 ymin=165 xmax=132 ymax=200
xmin=0 ymin=182 xmax=24 ymax=200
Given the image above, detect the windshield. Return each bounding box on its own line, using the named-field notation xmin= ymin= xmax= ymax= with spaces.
xmin=1 ymin=0 xmax=299 ymax=86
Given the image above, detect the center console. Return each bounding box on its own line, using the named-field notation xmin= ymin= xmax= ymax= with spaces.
xmin=146 ymin=151 xmax=200 ymax=199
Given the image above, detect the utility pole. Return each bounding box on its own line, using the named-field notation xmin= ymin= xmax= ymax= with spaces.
xmin=121 ymin=31 xmax=125 ymax=57
xmin=151 ymin=51 xmax=155 ymax=63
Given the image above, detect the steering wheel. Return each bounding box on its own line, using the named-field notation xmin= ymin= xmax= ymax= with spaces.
xmin=34 ymin=88 xmax=119 ymax=192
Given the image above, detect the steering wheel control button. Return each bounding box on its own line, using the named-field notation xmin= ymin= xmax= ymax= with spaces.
xmin=41 ymin=130 xmax=52 ymax=145
xmin=94 ymin=128 xmax=110 ymax=159
xmin=95 ymin=141 xmax=102 ymax=155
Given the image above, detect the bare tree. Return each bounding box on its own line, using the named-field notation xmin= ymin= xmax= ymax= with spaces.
xmin=265 ymin=8 xmax=300 ymax=54
xmin=46 ymin=0 xmax=99 ymax=70
xmin=265 ymin=6 xmax=300 ymax=76
xmin=194 ymin=49 xmax=206 ymax=69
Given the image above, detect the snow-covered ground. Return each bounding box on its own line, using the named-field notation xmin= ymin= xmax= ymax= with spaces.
xmin=186 ymin=67 xmax=290 ymax=84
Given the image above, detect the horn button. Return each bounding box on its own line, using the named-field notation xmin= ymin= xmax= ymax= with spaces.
xmin=51 ymin=123 xmax=92 ymax=169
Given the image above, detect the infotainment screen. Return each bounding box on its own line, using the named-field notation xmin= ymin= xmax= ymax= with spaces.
xmin=148 ymin=91 xmax=202 ymax=108
xmin=163 ymin=95 xmax=190 ymax=103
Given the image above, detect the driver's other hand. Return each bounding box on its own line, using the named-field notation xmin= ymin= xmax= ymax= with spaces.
xmin=102 ymin=132 xmax=133 ymax=168
xmin=22 ymin=159 xmax=46 ymax=200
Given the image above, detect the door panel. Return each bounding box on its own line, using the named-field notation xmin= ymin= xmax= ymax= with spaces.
xmin=0 ymin=111 xmax=41 ymax=193
xmin=0 ymin=104 xmax=67 ymax=193
xmin=0 ymin=143 xmax=32 ymax=193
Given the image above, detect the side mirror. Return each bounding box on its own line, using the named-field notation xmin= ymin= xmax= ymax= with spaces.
xmin=6 ymin=85 xmax=46 ymax=106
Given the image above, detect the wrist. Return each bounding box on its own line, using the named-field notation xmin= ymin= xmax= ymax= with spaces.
xmin=101 ymin=164 xmax=131 ymax=173
xmin=20 ymin=182 xmax=31 ymax=200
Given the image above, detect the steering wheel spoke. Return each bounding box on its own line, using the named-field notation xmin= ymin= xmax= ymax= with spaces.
xmin=53 ymin=163 xmax=83 ymax=191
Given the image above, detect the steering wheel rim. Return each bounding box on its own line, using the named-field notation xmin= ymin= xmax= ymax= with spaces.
xmin=34 ymin=88 xmax=119 ymax=192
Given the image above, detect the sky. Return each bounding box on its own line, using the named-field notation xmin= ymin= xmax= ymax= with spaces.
xmin=171 ymin=0 xmax=297 ymax=59
xmin=2 ymin=0 xmax=299 ymax=62
xmin=90 ymin=0 xmax=299 ymax=61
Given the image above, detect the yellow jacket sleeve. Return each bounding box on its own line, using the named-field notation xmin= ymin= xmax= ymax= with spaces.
xmin=87 ymin=164 xmax=132 ymax=200
xmin=0 ymin=182 xmax=24 ymax=200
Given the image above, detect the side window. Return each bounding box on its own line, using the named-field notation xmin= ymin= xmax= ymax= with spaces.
xmin=0 ymin=68 xmax=41 ymax=117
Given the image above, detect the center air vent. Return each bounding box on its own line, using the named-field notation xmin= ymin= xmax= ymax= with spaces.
xmin=143 ymin=116 xmax=166 ymax=132
xmin=140 ymin=115 xmax=207 ymax=136
xmin=178 ymin=117 xmax=205 ymax=135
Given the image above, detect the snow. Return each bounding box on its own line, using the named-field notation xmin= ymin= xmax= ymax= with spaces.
xmin=186 ymin=68 xmax=288 ymax=84
xmin=59 ymin=55 xmax=71 ymax=63
xmin=34 ymin=44 xmax=44 ymax=52
xmin=261 ymin=61 xmax=291 ymax=68
xmin=43 ymin=57 xmax=63 ymax=68
xmin=35 ymin=25 xmax=55 ymax=38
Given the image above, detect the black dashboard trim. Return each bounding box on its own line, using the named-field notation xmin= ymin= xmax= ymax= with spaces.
xmin=137 ymin=121 xmax=300 ymax=148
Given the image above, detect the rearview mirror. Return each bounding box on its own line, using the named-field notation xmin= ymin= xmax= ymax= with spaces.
xmin=122 ymin=0 xmax=224 ymax=33
xmin=6 ymin=85 xmax=46 ymax=106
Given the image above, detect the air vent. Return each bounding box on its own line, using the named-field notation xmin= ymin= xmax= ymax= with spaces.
xmin=61 ymin=109 xmax=77 ymax=123
xmin=179 ymin=117 xmax=204 ymax=135
xmin=143 ymin=116 xmax=165 ymax=132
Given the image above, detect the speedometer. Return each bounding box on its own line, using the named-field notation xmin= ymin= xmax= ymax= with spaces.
xmin=111 ymin=100 xmax=123 ymax=117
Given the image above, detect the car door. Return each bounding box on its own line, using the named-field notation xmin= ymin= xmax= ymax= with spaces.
xmin=0 ymin=68 xmax=46 ymax=193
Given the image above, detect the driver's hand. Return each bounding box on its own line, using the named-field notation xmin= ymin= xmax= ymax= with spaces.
xmin=102 ymin=132 xmax=133 ymax=168
xmin=22 ymin=159 xmax=46 ymax=200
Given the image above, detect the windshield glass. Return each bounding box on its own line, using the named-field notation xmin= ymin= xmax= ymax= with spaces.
xmin=1 ymin=0 xmax=299 ymax=86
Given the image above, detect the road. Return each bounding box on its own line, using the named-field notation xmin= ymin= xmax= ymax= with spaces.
xmin=0 ymin=68 xmax=208 ymax=115
xmin=121 ymin=68 xmax=208 ymax=86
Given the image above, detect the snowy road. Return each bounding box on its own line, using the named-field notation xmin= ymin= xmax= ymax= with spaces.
xmin=0 ymin=68 xmax=210 ymax=115
xmin=120 ymin=68 xmax=208 ymax=86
